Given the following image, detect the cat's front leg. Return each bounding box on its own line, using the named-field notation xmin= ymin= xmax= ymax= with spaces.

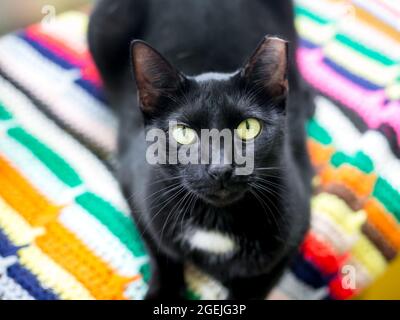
xmin=224 ymin=258 xmax=289 ymax=300
xmin=145 ymin=250 xmax=186 ymax=300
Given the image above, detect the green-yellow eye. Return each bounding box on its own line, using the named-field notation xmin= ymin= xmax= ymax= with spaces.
xmin=171 ymin=125 xmax=197 ymax=145
xmin=236 ymin=118 xmax=262 ymax=141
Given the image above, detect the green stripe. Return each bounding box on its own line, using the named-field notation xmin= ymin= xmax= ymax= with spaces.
xmin=331 ymin=151 xmax=374 ymax=173
xmin=75 ymin=192 xmax=147 ymax=257
xmin=139 ymin=263 xmax=151 ymax=283
xmin=186 ymin=290 xmax=201 ymax=300
xmin=373 ymin=178 xmax=400 ymax=221
xmin=295 ymin=6 xmax=330 ymax=25
xmin=7 ymin=127 xmax=82 ymax=187
xmin=307 ymin=119 xmax=332 ymax=145
xmin=0 ymin=101 xmax=12 ymax=120
xmin=335 ymin=33 xmax=396 ymax=66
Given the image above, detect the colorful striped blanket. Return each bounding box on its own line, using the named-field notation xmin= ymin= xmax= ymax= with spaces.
xmin=0 ymin=0 xmax=399 ymax=300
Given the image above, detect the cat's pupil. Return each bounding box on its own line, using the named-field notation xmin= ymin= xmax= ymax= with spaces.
xmin=182 ymin=127 xmax=186 ymax=136
xmin=245 ymin=120 xmax=250 ymax=130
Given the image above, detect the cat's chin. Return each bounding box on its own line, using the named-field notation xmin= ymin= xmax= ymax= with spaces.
xmin=197 ymin=189 xmax=246 ymax=207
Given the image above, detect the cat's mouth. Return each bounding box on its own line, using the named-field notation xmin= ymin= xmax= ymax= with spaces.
xmin=196 ymin=188 xmax=246 ymax=207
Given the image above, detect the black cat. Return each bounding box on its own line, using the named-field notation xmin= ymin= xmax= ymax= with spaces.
xmin=88 ymin=0 xmax=314 ymax=299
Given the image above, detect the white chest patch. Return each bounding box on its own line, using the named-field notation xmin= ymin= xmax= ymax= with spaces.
xmin=187 ymin=229 xmax=236 ymax=254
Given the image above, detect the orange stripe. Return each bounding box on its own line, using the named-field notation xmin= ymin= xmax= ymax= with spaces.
xmin=353 ymin=5 xmax=400 ymax=43
xmin=0 ymin=155 xmax=60 ymax=226
xmin=320 ymin=165 xmax=376 ymax=198
xmin=364 ymin=198 xmax=400 ymax=250
xmin=307 ymin=139 xmax=335 ymax=167
xmin=35 ymin=221 xmax=137 ymax=300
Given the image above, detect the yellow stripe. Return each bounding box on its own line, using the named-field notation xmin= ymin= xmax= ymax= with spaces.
xmin=296 ymin=16 xmax=335 ymax=45
xmin=386 ymin=82 xmax=400 ymax=100
xmin=18 ymin=245 xmax=94 ymax=300
xmin=351 ymin=235 xmax=387 ymax=278
xmin=312 ymin=192 xmax=367 ymax=235
xmin=0 ymin=196 xmax=44 ymax=246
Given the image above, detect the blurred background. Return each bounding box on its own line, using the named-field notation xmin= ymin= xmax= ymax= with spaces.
xmin=0 ymin=0 xmax=90 ymax=35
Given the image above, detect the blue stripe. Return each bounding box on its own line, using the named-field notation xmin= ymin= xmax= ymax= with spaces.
xmin=0 ymin=229 xmax=58 ymax=300
xmin=0 ymin=228 xmax=21 ymax=256
xmin=18 ymin=32 xmax=74 ymax=70
xmin=8 ymin=263 xmax=59 ymax=300
xmin=17 ymin=32 xmax=105 ymax=103
xmin=291 ymin=254 xmax=332 ymax=289
xmin=299 ymin=38 xmax=320 ymax=49
xmin=323 ymin=57 xmax=383 ymax=91
xmin=75 ymin=78 xmax=106 ymax=104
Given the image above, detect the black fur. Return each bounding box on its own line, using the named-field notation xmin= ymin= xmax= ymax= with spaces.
xmin=88 ymin=0 xmax=314 ymax=300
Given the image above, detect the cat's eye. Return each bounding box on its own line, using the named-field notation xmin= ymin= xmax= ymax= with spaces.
xmin=171 ymin=124 xmax=197 ymax=145
xmin=236 ymin=118 xmax=262 ymax=141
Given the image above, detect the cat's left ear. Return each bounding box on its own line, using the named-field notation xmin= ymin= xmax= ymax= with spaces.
xmin=131 ymin=40 xmax=185 ymax=115
xmin=241 ymin=36 xmax=289 ymax=98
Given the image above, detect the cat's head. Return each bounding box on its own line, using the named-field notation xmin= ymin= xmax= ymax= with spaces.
xmin=131 ymin=36 xmax=288 ymax=207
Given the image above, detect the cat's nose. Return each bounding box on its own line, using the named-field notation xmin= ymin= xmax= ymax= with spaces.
xmin=208 ymin=164 xmax=233 ymax=182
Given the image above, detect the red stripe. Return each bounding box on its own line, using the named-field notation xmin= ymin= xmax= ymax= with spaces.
xmin=24 ymin=25 xmax=102 ymax=87
xmin=329 ymin=275 xmax=356 ymax=299
xmin=301 ymin=232 xmax=349 ymax=275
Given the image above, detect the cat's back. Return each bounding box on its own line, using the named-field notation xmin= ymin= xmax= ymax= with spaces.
xmin=143 ymin=0 xmax=296 ymax=74
xmin=89 ymin=0 xmax=297 ymax=84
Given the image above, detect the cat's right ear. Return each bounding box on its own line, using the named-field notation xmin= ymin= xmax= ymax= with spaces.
xmin=131 ymin=40 xmax=185 ymax=115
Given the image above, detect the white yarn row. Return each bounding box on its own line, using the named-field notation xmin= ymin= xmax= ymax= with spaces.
xmin=277 ymin=271 xmax=329 ymax=300
xmin=337 ymin=18 xmax=400 ymax=62
xmin=324 ymin=41 xmax=399 ymax=87
xmin=0 ymin=273 xmax=34 ymax=300
xmin=352 ymin=0 xmax=400 ymax=31
xmin=0 ymin=35 xmax=117 ymax=155
xmin=0 ymin=137 xmax=75 ymax=205
xmin=0 ymin=74 xmax=129 ymax=215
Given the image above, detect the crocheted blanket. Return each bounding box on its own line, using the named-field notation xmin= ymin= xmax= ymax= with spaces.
xmin=0 ymin=0 xmax=399 ymax=300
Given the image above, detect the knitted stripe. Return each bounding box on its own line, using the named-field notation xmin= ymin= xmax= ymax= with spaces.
xmin=24 ymin=24 xmax=102 ymax=86
xmin=362 ymin=222 xmax=397 ymax=261
xmin=0 ymin=75 xmax=124 ymax=212
xmin=352 ymin=0 xmax=400 ymax=31
xmin=295 ymin=15 xmax=335 ymax=46
xmin=352 ymin=4 xmax=400 ymax=42
xmin=324 ymin=41 xmax=398 ymax=87
xmin=336 ymin=19 xmax=400 ymax=61
xmin=75 ymin=192 xmax=147 ymax=258
xmin=301 ymin=232 xmax=349 ymax=275
xmin=19 ymin=31 xmax=104 ymax=103
xmin=0 ymin=155 xmax=60 ymax=226
xmin=58 ymin=205 xmax=147 ymax=276
xmin=0 ymin=229 xmax=59 ymax=300
xmin=0 ymin=137 xmax=75 ymax=204
xmin=0 ymin=273 xmax=34 ymax=300
xmin=0 ymin=196 xmax=44 ymax=246
xmin=7 ymin=262 xmax=59 ymax=300
xmin=18 ymin=245 xmax=94 ymax=300
xmin=8 ymin=127 xmax=82 ymax=187
xmin=34 ymin=220 xmax=135 ymax=300
xmin=278 ymin=271 xmax=329 ymax=300
xmin=364 ymin=199 xmax=400 ymax=250
xmin=0 ymin=37 xmax=117 ymax=155
xmin=297 ymin=49 xmax=400 ymax=144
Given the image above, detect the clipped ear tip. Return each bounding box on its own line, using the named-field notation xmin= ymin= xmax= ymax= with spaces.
xmin=262 ymin=36 xmax=289 ymax=51
xmin=131 ymin=39 xmax=151 ymax=59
